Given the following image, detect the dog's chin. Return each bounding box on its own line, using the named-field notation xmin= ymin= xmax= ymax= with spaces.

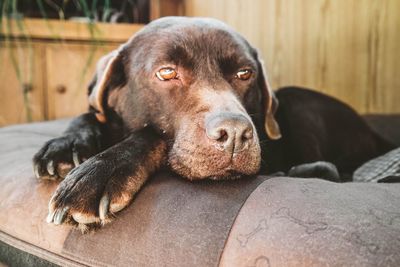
xmin=205 ymin=171 xmax=250 ymax=181
xmin=167 ymin=147 xmax=261 ymax=181
xmin=169 ymin=161 xmax=259 ymax=181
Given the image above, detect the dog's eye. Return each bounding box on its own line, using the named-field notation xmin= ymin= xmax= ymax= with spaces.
xmin=156 ymin=68 xmax=178 ymax=81
xmin=235 ymin=69 xmax=252 ymax=80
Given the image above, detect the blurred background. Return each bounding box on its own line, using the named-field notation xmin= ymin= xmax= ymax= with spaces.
xmin=0 ymin=0 xmax=399 ymax=126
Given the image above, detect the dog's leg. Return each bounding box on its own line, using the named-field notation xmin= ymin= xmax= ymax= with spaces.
xmin=45 ymin=128 xmax=166 ymax=231
xmin=33 ymin=113 xmax=109 ymax=179
xmin=288 ymin=161 xmax=341 ymax=182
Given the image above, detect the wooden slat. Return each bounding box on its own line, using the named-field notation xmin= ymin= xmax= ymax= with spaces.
xmin=150 ymin=0 xmax=185 ymax=20
xmin=184 ymin=0 xmax=400 ymax=114
xmin=0 ymin=42 xmax=45 ymax=126
xmin=0 ymin=18 xmax=143 ymax=43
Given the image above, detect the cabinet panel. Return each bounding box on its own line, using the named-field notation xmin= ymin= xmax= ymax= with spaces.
xmin=0 ymin=42 xmax=45 ymax=126
xmin=46 ymin=43 xmax=117 ymax=119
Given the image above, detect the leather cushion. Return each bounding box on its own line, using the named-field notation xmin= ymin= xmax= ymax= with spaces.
xmin=1 ymin=119 xmax=400 ymax=266
xmin=221 ymin=177 xmax=400 ymax=267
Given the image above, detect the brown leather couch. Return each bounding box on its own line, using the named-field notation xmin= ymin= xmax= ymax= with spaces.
xmin=0 ymin=116 xmax=399 ymax=267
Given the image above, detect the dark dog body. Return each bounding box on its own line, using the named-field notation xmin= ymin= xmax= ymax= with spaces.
xmin=264 ymin=87 xmax=393 ymax=180
xmin=32 ymin=17 xmax=394 ymax=229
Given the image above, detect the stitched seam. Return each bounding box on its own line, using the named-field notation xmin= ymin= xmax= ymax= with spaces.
xmin=217 ymin=176 xmax=271 ymax=266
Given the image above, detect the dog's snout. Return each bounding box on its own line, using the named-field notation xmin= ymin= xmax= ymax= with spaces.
xmin=206 ymin=113 xmax=254 ymax=154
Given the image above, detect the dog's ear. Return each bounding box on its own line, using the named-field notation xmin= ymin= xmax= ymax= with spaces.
xmin=256 ymin=57 xmax=282 ymax=140
xmin=88 ymin=50 xmax=126 ymax=123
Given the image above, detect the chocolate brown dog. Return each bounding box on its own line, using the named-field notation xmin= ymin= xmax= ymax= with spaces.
xmin=33 ymin=17 xmax=394 ymax=229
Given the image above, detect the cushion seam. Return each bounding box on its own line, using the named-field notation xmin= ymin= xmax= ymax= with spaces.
xmin=217 ymin=177 xmax=271 ymax=266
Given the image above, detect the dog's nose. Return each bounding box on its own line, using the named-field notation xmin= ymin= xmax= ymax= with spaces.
xmin=205 ymin=113 xmax=254 ymax=154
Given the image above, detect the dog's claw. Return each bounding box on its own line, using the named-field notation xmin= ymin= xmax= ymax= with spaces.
xmin=99 ymin=195 xmax=110 ymax=221
xmin=46 ymin=210 xmax=56 ymax=223
xmin=72 ymin=151 xmax=80 ymax=167
xmin=53 ymin=207 xmax=69 ymax=225
xmin=47 ymin=160 xmax=55 ymax=176
xmin=34 ymin=164 xmax=40 ymax=179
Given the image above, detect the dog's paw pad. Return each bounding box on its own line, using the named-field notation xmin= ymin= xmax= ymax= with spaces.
xmin=72 ymin=212 xmax=101 ymax=225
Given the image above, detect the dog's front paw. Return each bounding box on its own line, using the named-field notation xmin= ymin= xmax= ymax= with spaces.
xmin=33 ymin=134 xmax=100 ymax=180
xmin=46 ymin=155 xmax=142 ymax=231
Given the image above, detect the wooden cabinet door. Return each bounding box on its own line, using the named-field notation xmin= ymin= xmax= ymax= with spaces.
xmin=0 ymin=42 xmax=45 ymax=126
xmin=45 ymin=43 xmax=117 ymax=120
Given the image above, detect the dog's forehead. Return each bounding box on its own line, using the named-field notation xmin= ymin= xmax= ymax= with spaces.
xmin=127 ymin=17 xmax=255 ymax=69
xmin=144 ymin=16 xmax=239 ymax=39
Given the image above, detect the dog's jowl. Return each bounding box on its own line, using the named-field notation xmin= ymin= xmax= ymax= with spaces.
xmin=33 ymin=17 xmax=393 ymax=230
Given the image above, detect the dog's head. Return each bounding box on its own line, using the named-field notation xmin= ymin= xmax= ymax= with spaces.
xmin=88 ymin=17 xmax=281 ymax=180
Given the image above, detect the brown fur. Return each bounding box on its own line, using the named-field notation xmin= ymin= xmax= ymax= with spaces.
xmin=33 ymin=17 xmax=394 ymax=230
